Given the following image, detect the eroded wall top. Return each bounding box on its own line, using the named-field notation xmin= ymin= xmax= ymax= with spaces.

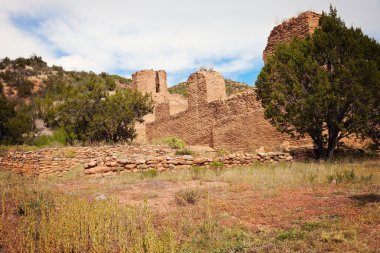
xmin=263 ymin=11 xmax=321 ymax=62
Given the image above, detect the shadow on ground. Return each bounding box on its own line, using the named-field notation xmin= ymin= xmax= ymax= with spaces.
xmin=349 ymin=194 xmax=380 ymax=205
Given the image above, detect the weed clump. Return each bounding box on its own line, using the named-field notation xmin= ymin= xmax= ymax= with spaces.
xmin=326 ymin=169 xmax=373 ymax=184
xmin=175 ymin=148 xmax=194 ymax=156
xmin=190 ymin=166 xmax=206 ymax=180
xmin=210 ymin=161 xmax=224 ymax=176
xmin=162 ymin=136 xmax=186 ymax=149
xmin=175 ymin=188 xmax=202 ymax=206
xmin=276 ymin=229 xmax=305 ymax=241
xmin=142 ymin=169 xmax=158 ymax=178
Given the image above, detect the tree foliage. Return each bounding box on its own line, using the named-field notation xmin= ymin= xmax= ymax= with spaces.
xmin=0 ymin=56 xmax=149 ymax=146
xmin=47 ymin=81 xmax=153 ymax=144
xmin=256 ymin=7 xmax=380 ymax=159
xmin=0 ymin=84 xmax=33 ymax=144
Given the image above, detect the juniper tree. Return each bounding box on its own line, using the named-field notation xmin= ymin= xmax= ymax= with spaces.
xmin=256 ymin=6 xmax=380 ymax=159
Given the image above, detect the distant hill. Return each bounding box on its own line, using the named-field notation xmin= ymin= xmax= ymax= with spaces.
xmin=0 ymin=56 xmax=132 ymax=101
xmin=168 ymin=79 xmax=254 ymax=98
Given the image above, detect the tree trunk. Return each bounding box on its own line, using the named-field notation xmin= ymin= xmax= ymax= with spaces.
xmin=325 ymin=130 xmax=340 ymax=160
xmin=313 ymin=138 xmax=325 ymax=160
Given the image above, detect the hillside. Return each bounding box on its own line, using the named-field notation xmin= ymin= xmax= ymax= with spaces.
xmin=0 ymin=56 xmax=132 ymax=101
xmin=168 ymin=79 xmax=254 ymax=97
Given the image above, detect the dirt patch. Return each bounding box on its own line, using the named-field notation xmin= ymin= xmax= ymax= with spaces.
xmin=202 ymin=184 xmax=374 ymax=230
xmin=109 ymin=180 xmax=227 ymax=213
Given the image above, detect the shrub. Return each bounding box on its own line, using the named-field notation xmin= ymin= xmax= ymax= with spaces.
xmin=215 ymin=149 xmax=228 ymax=157
xmin=142 ymin=169 xmax=158 ymax=178
xmin=161 ymin=136 xmax=186 ymax=149
xmin=276 ymin=229 xmax=305 ymax=241
xmin=190 ymin=166 xmax=206 ymax=180
xmin=175 ymin=188 xmax=202 ymax=206
xmin=16 ymin=78 xmax=34 ymax=97
xmin=210 ymin=161 xmax=224 ymax=176
xmin=34 ymin=128 xmax=70 ymax=147
xmin=210 ymin=161 xmax=224 ymax=168
xmin=175 ymin=148 xmax=194 ymax=156
xmin=326 ymin=169 xmax=356 ymax=184
xmin=321 ymin=230 xmax=357 ymax=243
xmin=302 ymin=221 xmax=322 ymax=231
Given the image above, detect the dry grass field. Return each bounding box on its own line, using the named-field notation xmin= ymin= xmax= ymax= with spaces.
xmin=1 ymin=158 xmax=379 ymax=252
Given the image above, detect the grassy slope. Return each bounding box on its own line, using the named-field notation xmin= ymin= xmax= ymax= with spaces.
xmin=1 ymin=159 xmax=379 ymax=252
xmin=168 ymin=79 xmax=254 ymax=98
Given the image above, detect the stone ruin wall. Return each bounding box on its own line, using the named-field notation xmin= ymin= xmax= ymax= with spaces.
xmin=131 ymin=69 xmax=188 ymax=144
xmin=187 ymin=70 xmax=227 ymax=108
xmin=263 ymin=11 xmax=321 ymax=62
xmin=132 ymin=69 xmax=168 ymax=103
xmin=145 ymin=70 xmax=310 ymax=151
xmin=146 ymin=90 xmax=309 ymax=151
xmin=0 ymin=145 xmax=294 ymax=177
xmin=133 ymin=11 xmax=321 ymax=150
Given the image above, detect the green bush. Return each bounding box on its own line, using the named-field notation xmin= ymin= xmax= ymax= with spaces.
xmin=34 ymin=128 xmax=70 ymax=147
xmin=161 ymin=137 xmax=186 ymax=149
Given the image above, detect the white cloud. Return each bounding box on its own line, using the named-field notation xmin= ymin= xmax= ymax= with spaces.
xmin=0 ymin=0 xmax=379 ymax=84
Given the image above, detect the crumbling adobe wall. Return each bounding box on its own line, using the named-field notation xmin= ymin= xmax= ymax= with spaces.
xmin=263 ymin=11 xmax=320 ymax=62
xmin=146 ymin=70 xmax=310 ymax=151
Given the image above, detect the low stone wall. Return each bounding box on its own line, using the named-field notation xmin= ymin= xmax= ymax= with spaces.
xmin=84 ymin=152 xmax=293 ymax=176
xmin=0 ymin=145 xmax=293 ymax=177
xmin=0 ymin=145 xmax=172 ymax=177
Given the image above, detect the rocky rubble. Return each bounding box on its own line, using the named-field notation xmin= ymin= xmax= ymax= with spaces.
xmin=0 ymin=145 xmax=293 ymax=177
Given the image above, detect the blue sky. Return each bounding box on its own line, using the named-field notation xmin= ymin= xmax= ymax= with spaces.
xmin=1 ymin=0 xmax=379 ymax=86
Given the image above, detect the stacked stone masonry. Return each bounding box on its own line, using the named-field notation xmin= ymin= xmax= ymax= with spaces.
xmin=263 ymin=11 xmax=321 ymax=62
xmin=0 ymin=145 xmax=293 ymax=177
xmin=132 ymin=11 xmax=320 ymax=151
xmin=146 ymin=73 xmax=311 ymax=150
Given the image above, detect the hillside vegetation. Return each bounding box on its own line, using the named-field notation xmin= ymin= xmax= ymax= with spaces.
xmin=0 ymin=56 xmax=151 ymax=146
xmin=168 ymin=79 xmax=254 ymax=98
xmin=0 ymin=56 xmax=132 ymax=100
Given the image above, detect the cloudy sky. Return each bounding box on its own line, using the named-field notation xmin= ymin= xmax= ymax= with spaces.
xmin=1 ymin=0 xmax=379 ymax=85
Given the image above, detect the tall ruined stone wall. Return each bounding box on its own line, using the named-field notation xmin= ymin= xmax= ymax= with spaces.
xmin=263 ymin=11 xmax=320 ymax=62
xmin=146 ymin=91 xmax=310 ymax=151
xmin=132 ymin=70 xmax=168 ymax=103
xmin=187 ymin=70 xmax=227 ymax=108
